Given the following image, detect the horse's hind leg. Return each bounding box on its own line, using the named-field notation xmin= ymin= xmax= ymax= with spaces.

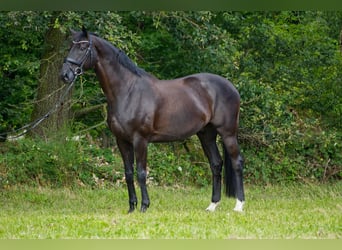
xmin=133 ymin=136 xmax=150 ymax=213
xmin=197 ymin=125 xmax=223 ymax=212
xmin=221 ymin=134 xmax=245 ymax=212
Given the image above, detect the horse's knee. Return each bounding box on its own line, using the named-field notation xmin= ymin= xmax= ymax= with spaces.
xmin=224 ymin=136 xmax=243 ymax=168
xmin=210 ymin=160 xmax=223 ymax=176
xmin=125 ymin=171 xmax=134 ymax=183
xmin=137 ymin=168 xmax=147 ymax=184
xmin=232 ymin=155 xmax=244 ymax=175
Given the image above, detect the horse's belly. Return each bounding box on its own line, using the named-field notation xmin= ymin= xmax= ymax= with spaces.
xmin=150 ymin=131 xmax=195 ymax=142
xmin=150 ymin=115 xmax=207 ymax=142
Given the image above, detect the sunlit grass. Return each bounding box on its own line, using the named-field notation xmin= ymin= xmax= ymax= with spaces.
xmin=0 ymin=183 xmax=341 ymax=239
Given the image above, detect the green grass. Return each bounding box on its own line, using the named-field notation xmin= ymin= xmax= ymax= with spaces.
xmin=0 ymin=183 xmax=341 ymax=239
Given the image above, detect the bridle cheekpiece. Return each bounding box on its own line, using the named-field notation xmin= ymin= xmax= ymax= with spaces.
xmin=64 ymin=39 xmax=93 ymax=76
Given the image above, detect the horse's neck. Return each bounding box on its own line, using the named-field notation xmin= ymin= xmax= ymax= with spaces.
xmin=93 ymin=49 xmax=136 ymax=107
xmin=95 ymin=61 xmax=133 ymax=103
xmin=92 ymin=36 xmax=153 ymax=106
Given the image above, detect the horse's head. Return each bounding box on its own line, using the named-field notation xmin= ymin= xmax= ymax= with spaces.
xmin=61 ymin=27 xmax=96 ymax=83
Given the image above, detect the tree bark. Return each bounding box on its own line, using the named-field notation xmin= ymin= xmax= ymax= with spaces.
xmin=30 ymin=12 xmax=71 ymax=139
xmin=340 ymin=28 xmax=342 ymax=55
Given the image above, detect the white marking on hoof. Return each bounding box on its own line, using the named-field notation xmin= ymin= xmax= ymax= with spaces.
xmin=233 ymin=199 xmax=244 ymax=212
xmin=206 ymin=202 xmax=219 ymax=212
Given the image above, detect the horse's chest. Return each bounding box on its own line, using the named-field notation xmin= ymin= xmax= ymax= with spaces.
xmin=107 ymin=114 xmax=130 ymax=138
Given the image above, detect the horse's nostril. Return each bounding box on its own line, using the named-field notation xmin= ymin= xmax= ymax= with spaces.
xmin=63 ymin=73 xmax=69 ymax=82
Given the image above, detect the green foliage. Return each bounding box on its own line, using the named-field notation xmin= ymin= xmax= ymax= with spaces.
xmin=0 ymin=11 xmax=341 ymax=187
xmin=147 ymin=140 xmax=210 ymax=187
xmin=0 ymin=133 xmax=123 ymax=188
xmin=0 ymin=136 xmax=211 ymax=188
xmin=227 ymin=11 xmax=342 ymax=128
xmin=238 ymin=75 xmax=342 ymax=183
xmin=126 ymin=11 xmax=239 ymax=78
xmin=0 ymin=12 xmax=48 ymax=134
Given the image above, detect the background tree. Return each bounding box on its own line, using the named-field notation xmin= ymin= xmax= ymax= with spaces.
xmin=30 ymin=11 xmax=71 ymax=138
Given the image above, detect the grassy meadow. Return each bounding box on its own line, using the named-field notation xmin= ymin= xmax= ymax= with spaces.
xmin=0 ymin=183 xmax=341 ymax=239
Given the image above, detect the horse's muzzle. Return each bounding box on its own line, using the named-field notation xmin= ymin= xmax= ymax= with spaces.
xmin=61 ymin=63 xmax=76 ymax=84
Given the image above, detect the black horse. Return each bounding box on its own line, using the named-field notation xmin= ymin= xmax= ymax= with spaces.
xmin=61 ymin=28 xmax=245 ymax=213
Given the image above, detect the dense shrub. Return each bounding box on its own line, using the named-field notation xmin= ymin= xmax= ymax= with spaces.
xmin=0 ymin=124 xmax=340 ymax=188
xmin=0 ymin=134 xmax=122 ymax=188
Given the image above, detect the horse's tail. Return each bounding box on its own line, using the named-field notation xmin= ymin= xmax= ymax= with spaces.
xmin=223 ymin=144 xmax=236 ymax=198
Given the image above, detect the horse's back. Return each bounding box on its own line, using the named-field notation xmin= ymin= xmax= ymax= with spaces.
xmin=152 ymin=73 xmax=240 ymax=136
xmin=155 ymin=72 xmax=240 ymax=112
xmin=189 ymin=73 xmax=239 ymax=97
xmin=178 ymin=73 xmax=240 ymax=110
xmin=158 ymin=73 xmax=238 ymax=97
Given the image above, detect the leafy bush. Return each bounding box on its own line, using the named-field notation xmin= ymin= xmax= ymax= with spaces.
xmin=0 ymin=133 xmax=123 ymax=188
xmin=236 ymin=74 xmax=341 ymax=184
xmin=0 ymin=135 xmax=211 ymax=188
xmin=1 ymin=122 xmax=340 ymax=189
xmin=147 ymin=140 xmax=211 ymax=187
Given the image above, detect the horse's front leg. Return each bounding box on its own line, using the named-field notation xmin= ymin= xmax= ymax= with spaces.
xmin=116 ymin=138 xmax=137 ymax=213
xmin=133 ymin=137 xmax=150 ymax=212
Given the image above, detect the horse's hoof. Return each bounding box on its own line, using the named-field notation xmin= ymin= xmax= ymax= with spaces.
xmin=128 ymin=203 xmax=137 ymax=213
xmin=140 ymin=204 xmax=149 ymax=213
xmin=128 ymin=208 xmax=135 ymax=213
xmin=206 ymin=202 xmax=220 ymax=212
xmin=233 ymin=199 xmax=244 ymax=212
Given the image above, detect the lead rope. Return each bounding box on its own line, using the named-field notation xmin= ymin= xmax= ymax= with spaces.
xmin=0 ymin=76 xmax=78 ymax=141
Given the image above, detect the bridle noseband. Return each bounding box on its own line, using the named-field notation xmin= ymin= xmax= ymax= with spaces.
xmin=64 ymin=39 xmax=93 ymax=76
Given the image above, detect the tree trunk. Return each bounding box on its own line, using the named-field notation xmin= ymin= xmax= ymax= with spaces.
xmin=340 ymin=28 xmax=342 ymax=55
xmin=30 ymin=12 xmax=71 ymax=139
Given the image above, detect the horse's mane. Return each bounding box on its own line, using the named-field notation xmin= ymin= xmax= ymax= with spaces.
xmin=113 ymin=47 xmax=148 ymax=77
xmin=91 ymin=33 xmax=149 ymax=78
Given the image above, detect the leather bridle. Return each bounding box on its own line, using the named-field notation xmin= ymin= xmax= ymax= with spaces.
xmin=64 ymin=39 xmax=93 ymax=76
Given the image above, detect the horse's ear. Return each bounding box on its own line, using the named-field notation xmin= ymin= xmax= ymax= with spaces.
xmin=70 ymin=28 xmax=77 ymax=35
xmin=82 ymin=26 xmax=88 ymax=38
xmin=70 ymin=28 xmax=78 ymax=40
